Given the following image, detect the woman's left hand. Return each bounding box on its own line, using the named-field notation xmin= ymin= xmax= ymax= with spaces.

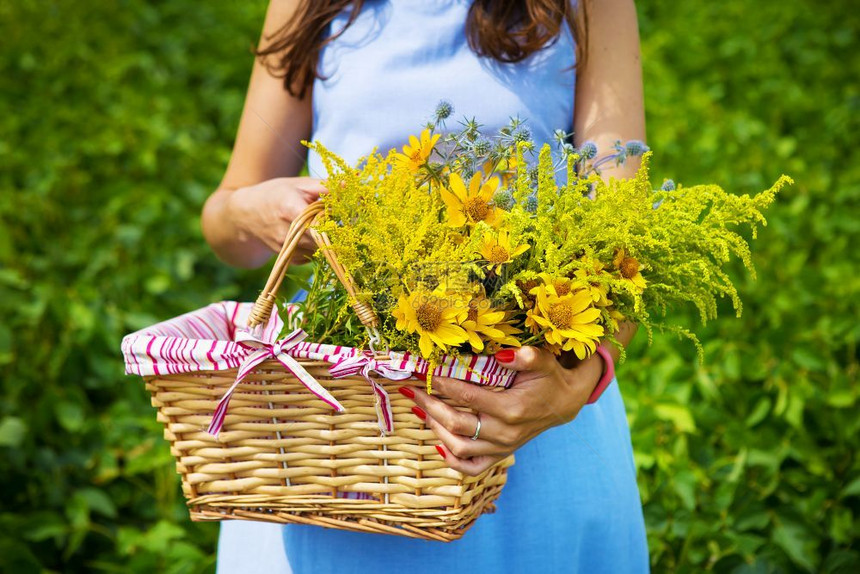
xmin=399 ymin=346 xmax=605 ymax=476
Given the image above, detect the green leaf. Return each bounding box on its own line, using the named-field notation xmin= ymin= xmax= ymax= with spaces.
xmin=77 ymin=487 xmax=118 ymax=519
xmin=840 ymin=476 xmax=860 ymax=498
xmin=673 ymin=469 xmax=697 ymax=510
xmin=0 ymin=417 xmax=27 ymax=447
xmin=745 ymin=397 xmax=771 ymax=427
xmin=55 ymin=401 xmax=86 ymax=433
xmin=654 ymin=403 xmax=696 ymax=433
xmin=773 ymin=519 xmax=818 ymax=571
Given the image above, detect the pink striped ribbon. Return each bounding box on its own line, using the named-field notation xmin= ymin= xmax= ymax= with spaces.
xmin=328 ymin=352 xmax=413 ymax=434
xmin=207 ymin=327 xmax=346 ymax=436
xmin=209 ymin=330 xmax=413 ymax=436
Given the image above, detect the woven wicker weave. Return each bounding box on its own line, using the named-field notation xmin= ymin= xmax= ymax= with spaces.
xmin=143 ymin=201 xmax=514 ymax=541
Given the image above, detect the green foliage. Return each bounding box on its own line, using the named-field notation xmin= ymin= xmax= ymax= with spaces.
xmin=631 ymin=0 xmax=860 ymax=571
xmin=0 ymin=0 xmax=857 ymax=572
xmin=0 ymin=1 xmax=268 ymax=572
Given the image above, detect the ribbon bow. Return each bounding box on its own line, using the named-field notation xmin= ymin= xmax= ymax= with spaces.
xmin=329 ymin=352 xmax=412 ymax=434
xmin=207 ymin=329 xmax=412 ymax=437
xmin=207 ymin=328 xmax=345 ymax=436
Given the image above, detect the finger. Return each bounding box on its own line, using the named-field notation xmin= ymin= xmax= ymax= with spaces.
xmin=435 ymin=440 xmax=504 ymax=478
xmin=408 ymin=383 xmax=511 ymax=444
xmin=407 ymin=383 xmax=484 ymax=437
xmin=425 ymin=414 xmax=509 ymax=459
xmin=416 ymin=375 xmax=509 ymax=419
xmin=293 ymin=177 xmax=327 ymax=196
xmin=494 ymin=345 xmax=558 ymax=374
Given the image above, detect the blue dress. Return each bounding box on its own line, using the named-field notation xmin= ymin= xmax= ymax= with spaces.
xmin=281 ymin=2 xmax=649 ymax=572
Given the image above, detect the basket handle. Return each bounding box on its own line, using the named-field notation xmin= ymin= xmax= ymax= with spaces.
xmin=246 ymin=200 xmax=381 ymax=333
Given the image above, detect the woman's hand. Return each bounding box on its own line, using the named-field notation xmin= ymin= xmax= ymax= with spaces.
xmin=203 ymin=176 xmax=325 ymax=268
xmin=400 ymin=346 xmax=605 ymax=476
xmin=227 ymin=176 xmax=326 ymax=259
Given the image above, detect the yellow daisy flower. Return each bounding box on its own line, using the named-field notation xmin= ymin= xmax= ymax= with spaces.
xmin=538 ymin=272 xmax=574 ymax=297
xmin=478 ymin=229 xmax=530 ymax=273
xmin=459 ymin=295 xmax=521 ymax=353
xmin=441 ymin=172 xmax=502 ymax=227
xmin=392 ymin=290 xmax=468 ymax=358
xmin=526 ymin=283 xmax=605 ymax=360
xmin=491 ymin=312 xmax=524 ymax=347
xmin=606 ymin=308 xmax=626 ymax=335
xmin=570 ymin=260 xmax=612 ymax=306
xmin=613 ymin=248 xmax=647 ymax=294
xmin=394 ymin=128 xmax=440 ymax=172
xmin=524 ymin=274 xmax=569 ymax=334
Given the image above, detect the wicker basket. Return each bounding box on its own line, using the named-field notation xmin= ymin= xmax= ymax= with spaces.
xmin=129 ymin=201 xmax=515 ymax=541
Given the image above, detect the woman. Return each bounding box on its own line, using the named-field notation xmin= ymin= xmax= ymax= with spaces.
xmin=202 ymin=0 xmax=649 ymax=572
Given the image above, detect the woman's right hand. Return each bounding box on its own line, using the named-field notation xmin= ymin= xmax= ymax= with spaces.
xmin=227 ymin=176 xmax=327 ymax=262
xmin=204 ymin=176 xmax=326 ymax=268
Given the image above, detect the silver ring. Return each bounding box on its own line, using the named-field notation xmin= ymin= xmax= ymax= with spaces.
xmin=470 ymin=414 xmax=482 ymax=441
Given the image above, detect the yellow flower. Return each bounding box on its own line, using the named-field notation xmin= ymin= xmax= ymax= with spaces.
xmin=392 ymin=290 xmax=468 ymax=358
xmin=478 ymin=229 xmax=530 ymax=273
xmin=394 ymin=129 xmax=440 ymax=172
xmin=607 ymin=308 xmax=626 ymax=335
xmin=538 ymin=272 xmax=574 ymax=297
xmin=492 ymin=312 xmax=524 ymax=347
xmin=613 ymin=248 xmax=647 ymax=294
xmin=525 ymin=282 xmax=604 ymax=360
xmin=524 ymin=274 xmax=570 ymax=334
xmin=441 ymin=172 xmax=502 ymax=227
xmin=570 ymin=259 xmax=612 ymax=306
xmin=459 ymin=295 xmax=521 ymax=353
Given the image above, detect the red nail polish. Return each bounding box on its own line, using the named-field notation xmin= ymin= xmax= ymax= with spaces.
xmin=435 ymin=445 xmax=446 ymax=458
xmin=398 ymin=386 xmax=415 ymax=399
xmin=412 ymin=406 xmax=427 ymax=420
xmin=495 ymin=349 xmax=516 ymax=363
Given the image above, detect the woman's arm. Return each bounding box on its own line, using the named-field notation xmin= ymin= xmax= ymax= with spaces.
xmin=402 ymin=0 xmax=647 ymax=476
xmin=201 ymin=0 xmax=324 ymax=268
xmin=574 ymin=0 xmax=646 ymax=181
xmin=572 ymin=0 xmax=646 ymax=362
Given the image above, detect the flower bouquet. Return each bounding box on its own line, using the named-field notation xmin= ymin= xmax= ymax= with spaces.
xmin=290 ymin=104 xmax=792 ymax=392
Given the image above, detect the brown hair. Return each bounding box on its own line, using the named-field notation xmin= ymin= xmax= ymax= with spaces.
xmin=257 ymin=0 xmax=589 ymax=98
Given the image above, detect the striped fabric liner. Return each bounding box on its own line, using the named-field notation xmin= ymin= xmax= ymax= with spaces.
xmin=121 ymin=301 xmax=516 ymax=388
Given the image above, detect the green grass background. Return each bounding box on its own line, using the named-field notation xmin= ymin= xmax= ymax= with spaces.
xmin=1 ymin=1 xmax=858 ymax=572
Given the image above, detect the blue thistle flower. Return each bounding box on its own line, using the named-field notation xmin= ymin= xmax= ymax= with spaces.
xmin=507 ymin=116 xmax=525 ymax=131
xmin=471 ymin=137 xmax=491 ymax=156
xmin=435 ymin=100 xmax=453 ymax=121
xmin=577 ymin=141 xmax=598 ymax=160
xmin=493 ymin=190 xmax=515 ymax=210
xmin=461 ymin=117 xmax=481 ymax=141
xmin=525 ymin=193 xmax=538 ymax=213
xmin=625 ymin=140 xmax=649 ymax=156
xmin=514 ymin=128 xmax=532 ymax=143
